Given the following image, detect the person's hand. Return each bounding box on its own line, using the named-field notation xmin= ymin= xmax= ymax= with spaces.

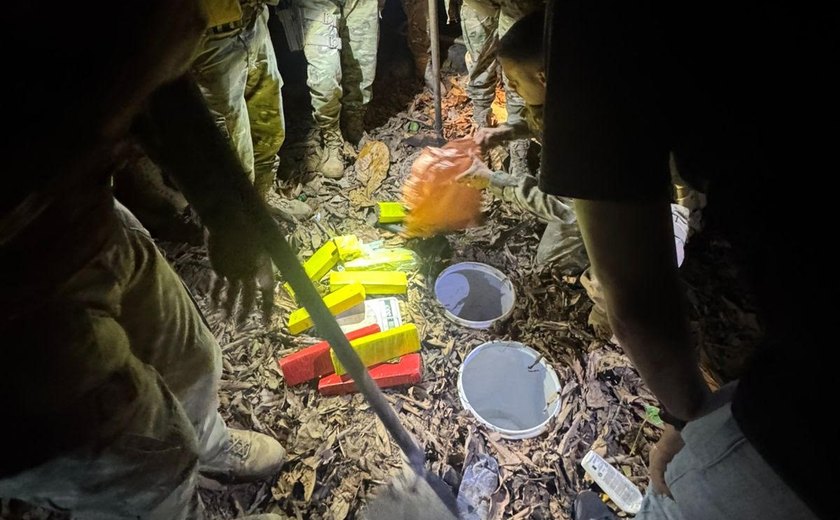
xmin=473 ymin=124 xmax=515 ymax=151
xmin=455 ymin=158 xmax=494 ymax=189
xmin=648 ymin=424 xmax=685 ymax=497
xmin=205 ymin=215 xmax=275 ymax=326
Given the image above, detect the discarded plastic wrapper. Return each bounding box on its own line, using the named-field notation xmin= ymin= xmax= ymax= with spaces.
xmin=278 ymin=324 xmax=381 ymax=385
xmin=457 ymin=454 xmax=499 ymax=520
xmin=402 ymin=138 xmax=484 ymax=237
xmin=318 ymin=353 xmax=422 ymax=396
xmin=330 ymin=323 xmax=421 ymax=375
xmin=376 ymin=202 xmax=407 ymax=224
xmin=335 ymin=297 xmax=403 ymax=334
xmin=286 ymin=282 xmax=366 ymax=335
xmin=329 ymin=270 xmax=408 ymax=295
xmin=343 ymin=247 xmax=419 ymax=272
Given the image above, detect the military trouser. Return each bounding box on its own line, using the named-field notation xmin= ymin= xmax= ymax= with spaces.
xmin=493 ymin=173 xmax=607 ymax=334
xmin=490 ymin=174 xmax=589 ymax=272
xmin=0 ymin=203 xmax=229 ymax=519
xmin=300 ymin=0 xmax=380 ymax=143
xmin=193 ymin=6 xmax=285 ymax=199
xmin=460 ymin=0 xmax=543 ymax=126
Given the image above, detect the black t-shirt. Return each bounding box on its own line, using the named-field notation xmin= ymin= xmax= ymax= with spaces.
xmin=541 ymin=2 xmax=834 ymax=518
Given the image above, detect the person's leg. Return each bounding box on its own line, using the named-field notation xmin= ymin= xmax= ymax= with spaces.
xmin=0 ymin=217 xmax=201 ymax=519
xmin=487 ymin=173 xmax=588 ymax=270
xmin=300 ymin=0 xmax=344 ymax=177
xmin=192 ymin=31 xmax=254 ymax=182
xmin=400 ymin=0 xmax=430 ymax=80
xmin=460 ymin=1 xmax=499 ymax=125
xmin=113 ymin=204 xmax=229 ymax=463
xmin=243 ymin=7 xmax=285 ymax=199
xmin=113 ymin=204 xmax=285 ymax=483
xmin=340 ymin=0 xmax=380 ymax=145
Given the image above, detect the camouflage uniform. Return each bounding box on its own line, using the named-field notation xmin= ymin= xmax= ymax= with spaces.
xmin=460 ymin=0 xmax=542 ymax=122
xmin=483 ymin=104 xmax=583 ymax=267
xmin=192 ymin=2 xmax=285 ymax=198
xmin=461 ymin=0 xmax=543 ymax=175
xmin=300 ymin=0 xmax=380 ymax=147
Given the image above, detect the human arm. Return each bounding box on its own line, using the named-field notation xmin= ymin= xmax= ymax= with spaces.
xmin=472 ymin=122 xmax=530 ymax=151
xmin=574 ymin=199 xmax=710 ymax=420
xmin=135 ymin=75 xmax=276 ymax=322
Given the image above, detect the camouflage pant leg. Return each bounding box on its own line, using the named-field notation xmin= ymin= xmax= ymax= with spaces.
xmin=300 ymin=0 xmax=343 ymax=135
xmin=193 ymin=27 xmax=255 ymax=183
xmin=401 ymin=0 xmax=430 ymax=77
xmin=341 ymin=0 xmax=380 ymax=118
xmin=244 ymin=7 xmax=286 ymax=198
xmin=490 ymin=174 xmax=588 ymax=271
xmin=460 ymin=1 xmax=499 ymax=108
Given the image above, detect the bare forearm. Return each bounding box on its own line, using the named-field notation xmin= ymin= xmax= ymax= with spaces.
xmin=575 ymin=199 xmax=710 ymax=421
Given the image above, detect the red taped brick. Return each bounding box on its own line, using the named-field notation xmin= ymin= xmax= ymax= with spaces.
xmin=278 ymin=324 xmax=380 ymax=386
xmin=318 ymin=353 xmax=423 ymax=396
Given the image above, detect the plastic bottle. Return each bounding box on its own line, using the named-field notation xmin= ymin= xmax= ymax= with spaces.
xmin=580 ymin=450 xmax=643 ymax=514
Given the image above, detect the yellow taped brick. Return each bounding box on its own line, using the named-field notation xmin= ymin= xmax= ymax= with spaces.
xmin=283 ymin=240 xmax=340 ymax=298
xmin=333 ymin=235 xmax=363 ymax=261
xmin=376 ymin=202 xmax=407 ymax=224
xmin=330 ymin=323 xmax=421 ymax=375
xmin=286 ymin=282 xmax=366 ymax=335
xmin=329 ymin=271 xmax=408 ymax=295
xmin=302 ymin=240 xmax=340 ymax=281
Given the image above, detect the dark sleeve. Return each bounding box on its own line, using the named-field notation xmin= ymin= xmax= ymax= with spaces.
xmin=539 ymin=0 xmax=671 ymax=202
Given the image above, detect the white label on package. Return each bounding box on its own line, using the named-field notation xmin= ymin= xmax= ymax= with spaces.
xmin=336 ymin=297 xmax=402 ymax=334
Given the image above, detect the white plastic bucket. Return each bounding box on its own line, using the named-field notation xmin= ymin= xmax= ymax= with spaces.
xmin=458 ymin=341 xmax=562 ymax=439
xmin=434 ymin=262 xmax=515 ymax=329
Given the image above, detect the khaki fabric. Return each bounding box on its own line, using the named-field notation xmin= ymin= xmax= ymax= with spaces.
xmin=0 ymin=203 xmax=228 ymax=518
xmin=193 ymin=7 xmax=285 ymax=198
xmin=300 ymin=0 xmax=380 ymax=137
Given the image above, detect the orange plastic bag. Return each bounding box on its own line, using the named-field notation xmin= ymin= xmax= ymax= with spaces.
xmin=402 ymin=138 xmax=484 ymax=237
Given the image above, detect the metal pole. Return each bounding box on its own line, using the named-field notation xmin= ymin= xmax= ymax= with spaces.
xmin=428 ymin=0 xmax=443 ymax=139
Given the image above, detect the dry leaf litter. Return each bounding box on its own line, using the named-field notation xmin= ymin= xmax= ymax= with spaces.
xmin=1 ymin=74 xmax=760 ymax=520
xmin=168 ymin=75 xmax=760 ymax=520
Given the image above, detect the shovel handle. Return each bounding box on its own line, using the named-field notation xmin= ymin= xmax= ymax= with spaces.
xmin=258 ymin=214 xmax=426 ymax=472
xmin=428 ymin=0 xmax=442 ymax=140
